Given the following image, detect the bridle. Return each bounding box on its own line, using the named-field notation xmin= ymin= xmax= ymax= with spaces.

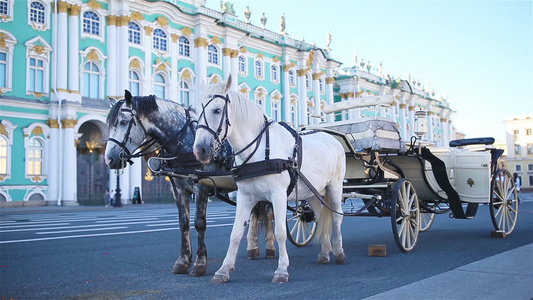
xmin=197 ymin=93 xmax=273 ymax=166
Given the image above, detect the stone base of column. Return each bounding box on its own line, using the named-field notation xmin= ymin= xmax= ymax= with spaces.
xmin=61 ymin=200 xmax=80 ymax=206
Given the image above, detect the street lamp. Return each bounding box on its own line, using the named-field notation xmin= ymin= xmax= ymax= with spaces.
xmin=114 ymin=171 xmax=122 ymax=207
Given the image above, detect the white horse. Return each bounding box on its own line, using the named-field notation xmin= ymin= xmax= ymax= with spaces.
xmin=193 ymin=75 xmax=346 ymax=284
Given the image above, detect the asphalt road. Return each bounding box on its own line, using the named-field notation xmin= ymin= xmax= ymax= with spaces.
xmin=1 ymin=194 xmax=532 ymax=300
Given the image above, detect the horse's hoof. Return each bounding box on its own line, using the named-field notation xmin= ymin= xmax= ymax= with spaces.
xmin=271 ymin=273 xmax=289 ymax=284
xmin=247 ymin=248 xmax=259 ymax=260
xmin=334 ymin=252 xmax=346 ymax=265
xmin=189 ymin=264 xmax=207 ymax=277
xmin=317 ymin=254 xmax=330 ymax=264
xmin=171 ymin=262 xmax=190 ymax=274
xmin=265 ymin=249 xmax=276 ymax=259
xmin=210 ymin=274 xmax=229 ymax=284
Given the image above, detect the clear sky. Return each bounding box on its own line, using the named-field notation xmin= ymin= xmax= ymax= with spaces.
xmin=204 ymin=0 xmax=533 ymax=141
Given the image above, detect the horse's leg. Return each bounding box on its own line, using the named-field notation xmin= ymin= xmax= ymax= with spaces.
xmin=327 ymin=183 xmax=346 ymax=265
xmin=210 ymin=194 xmax=256 ymax=284
xmin=271 ymin=192 xmax=289 ymax=284
xmin=190 ymin=185 xmax=209 ymax=277
xmin=264 ymin=202 xmax=276 ymax=259
xmin=308 ymin=195 xmax=332 ymax=264
xmin=247 ymin=203 xmax=260 ymax=260
xmin=170 ymin=180 xmax=193 ymax=274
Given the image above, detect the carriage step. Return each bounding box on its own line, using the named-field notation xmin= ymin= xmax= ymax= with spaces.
xmin=490 ymin=230 xmax=506 ymax=238
xmin=368 ymin=245 xmax=387 ymax=257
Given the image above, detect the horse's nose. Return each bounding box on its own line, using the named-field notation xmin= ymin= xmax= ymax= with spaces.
xmin=193 ymin=142 xmax=211 ymax=164
xmin=105 ymin=156 xmax=114 ymax=167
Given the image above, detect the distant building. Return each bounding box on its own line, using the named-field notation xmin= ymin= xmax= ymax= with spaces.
xmin=0 ymin=0 xmax=459 ymax=206
xmin=504 ymin=114 xmax=533 ymax=190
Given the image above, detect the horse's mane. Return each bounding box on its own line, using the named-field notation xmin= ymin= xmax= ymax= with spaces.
xmin=107 ymin=95 xmax=181 ymax=126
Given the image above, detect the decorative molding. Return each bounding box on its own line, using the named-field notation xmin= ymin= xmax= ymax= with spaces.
xmin=210 ymin=76 xmax=219 ymax=84
xmin=47 ymin=119 xmax=59 ymax=129
xmin=57 ymin=1 xmax=70 ymax=13
xmin=86 ymin=49 xmax=99 ymax=61
xmin=69 ymin=5 xmax=81 ymax=16
xmin=106 ymin=15 xmax=117 ymax=26
xmin=306 ymin=50 xmax=315 ymax=67
xmin=326 ymin=77 xmax=334 ymax=84
xmin=222 ymin=48 xmax=233 ymax=56
xmin=283 ymin=65 xmax=290 ymax=72
xmin=87 ymin=0 xmax=103 ymax=10
xmin=239 ymin=46 xmax=247 ymax=53
xmin=61 ymin=119 xmax=78 ymax=128
xmin=171 ymin=33 xmax=180 ymax=43
xmin=0 ymin=124 xmax=7 ymax=136
xmin=211 ymin=36 xmax=222 ymax=45
xmin=440 ymin=118 xmax=448 ymax=122
xmin=408 ymin=106 xmax=416 ymax=111
xmin=428 ymin=111 xmax=435 ymax=116
xmin=297 ymin=69 xmax=308 ymax=77
xmin=399 ymin=103 xmax=407 ymax=109
xmin=194 ymin=38 xmax=208 ymax=48
xmin=256 ymin=53 xmax=264 ymax=59
xmin=230 ymin=50 xmax=239 ymax=58
xmin=31 ymin=126 xmax=43 ymax=136
xmin=156 ymin=16 xmax=168 ymax=27
xmin=181 ymin=27 xmax=193 ymax=36
xmin=312 ymin=71 xmax=324 ymax=80
xmin=129 ymin=58 xmax=141 ymax=69
xmin=131 ymin=11 xmax=144 ymax=21
xmin=181 ymin=69 xmax=191 ymax=80
xmin=118 ymin=16 xmax=131 ymax=26
xmin=273 ymin=56 xmax=280 ymax=63
xmin=144 ymin=26 xmax=153 ymax=36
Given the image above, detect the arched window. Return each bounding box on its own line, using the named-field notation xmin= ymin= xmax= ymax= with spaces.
xmin=179 ymin=36 xmax=190 ymax=57
xmin=82 ymin=61 xmax=100 ymax=98
xmin=82 ymin=11 xmax=100 ymax=35
xmin=128 ymin=22 xmax=141 ymax=44
xmin=30 ymin=1 xmax=45 ymax=24
xmin=0 ymin=51 xmax=6 ymax=88
xmin=28 ymin=57 xmax=44 ymax=93
xmin=254 ymin=60 xmax=263 ymax=79
xmin=27 ymin=138 xmax=43 ymax=176
xmin=207 ymin=45 xmax=218 ymax=64
xmin=238 ymin=56 xmax=246 ymax=74
xmin=153 ymin=74 xmax=166 ymax=99
xmin=128 ymin=70 xmax=140 ymax=96
xmin=0 ymin=136 xmax=7 ymax=175
xmin=319 ymin=78 xmax=324 ymax=92
xmin=305 ymin=73 xmax=311 ymax=89
xmin=288 ymin=69 xmax=295 ymax=86
xmin=179 ymin=81 xmax=190 ymax=107
xmin=0 ymin=0 xmax=10 ymax=15
xmin=270 ymin=65 xmax=278 ymax=82
xmin=153 ymin=29 xmax=167 ymax=51
xmin=271 ymin=101 xmax=280 ymax=121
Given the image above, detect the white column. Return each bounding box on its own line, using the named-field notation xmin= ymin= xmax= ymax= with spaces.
xmin=408 ymin=105 xmax=416 ymax=139
xmin=399 ymin=102 xmax=408 ymax=141
xmin=128 ymin=157 xmax=142 ymax=204
xmin=282 ymin=64 xmax=291 ymax=123
xmin=311 ymin=69 xmax=321 ymax=125
xmin=223 ymin=48 xmax=232 ymax=80
xmin=68 ymin=5 xmax=80 ymax=98
xmin=61 ymin=119 xmax=77 ymax=203
xmin=144 ymin=27 xmax=153 ymax=95
xmin=46 ymin=119 xmax=59 ymax=202
xmin=171 ymin=34 xmax=179 ymax=102
xmin=297 ymin=69 xmax=308 ymax=127
xmin=56 ymin=2 xmax=68 ymax=93
xmin=117 ymin=16 xmax=129 ymax=94
xmin=106 ymin=15 xmax=117 ymax=97
xmin=194 ymin=37 xmax=208 ymax=109
xmin=230 ymin=50 xmax=238 ymax=91
xmin=325 ymin=77 xmax=334 ymax=123
xmin=441 ymin=117 xmax=448 ymax=147
xmin=427 ymin=112 xmax=434 ymax=142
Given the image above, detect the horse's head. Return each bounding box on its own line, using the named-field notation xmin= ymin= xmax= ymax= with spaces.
xmin=104 ymin=90 xmax=148 ymax=169
xmin=193 ymin=75 xmax=233 ymax=164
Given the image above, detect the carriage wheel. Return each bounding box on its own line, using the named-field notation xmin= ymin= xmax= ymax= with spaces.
xmin=419 ymin=212 xmax=435 ymax=232
xmin=490 ymin=169 xmax=519 ymax=235
xmin=286 ymin=203 xmax=317 ymax=247
xmin=391 ymin=179 xmax=420 ymax=252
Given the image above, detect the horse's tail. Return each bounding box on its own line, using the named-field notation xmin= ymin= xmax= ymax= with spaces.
xmin=314 ymin=193 xmax=333 ymax=246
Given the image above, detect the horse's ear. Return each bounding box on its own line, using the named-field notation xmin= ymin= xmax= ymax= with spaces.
xmin=109 ymin=97 xmax=117 ymax=106
xmin=124 ymin=90 xmax=132 ymax=105
xmin=223 ymin=74 xmax=232 ymax=93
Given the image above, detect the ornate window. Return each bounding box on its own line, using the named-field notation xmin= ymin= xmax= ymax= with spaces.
xmin=82 ymin=11 xmax=100 ymax=35
xmin=254 ymin=87 xmax=266 ymax=109
xmin=254 ymin=60 xmax=264 ymax=80
xmin=153 ymin=28 xmax=167 ymax=52
xmin=179 ymin=80 xmax=190 ymax=107
xmin=0 ymin=120 xmax=16 ymax=182
xmin=153 ymin=73 xmax=167 ymax=99
xmin=270 ymin=64 xmax=278 ymax=83
xmin=288 ymin=69 xmax=296 ymax=86
xmin=0 ymin=0 xmax=14 ymax=22
xmin=28 ymin=57 xmax=44 ymax=93
xmin=238 ymin=55 xmax=246 ymax=76
xmin=82 ymin=61 xmax=100 ymax=98
xmin=0 ymin=31 xmax=17 ymax=93
xmin=290 ymin=104 xmax=296 ymax=125
xmin=178 ymin=36 xmax=190 ymax=57
xmin=128 ymin=22 xmax=141 ymax=45
xmin=0 ymin=51 xmax=7 ymax=89
xmin=271 ymin=101 xmax=280 ymax=121
xmin=27 ymin=138 xmax=43 ymax=177
xmin=319 ymin=78 xmax=324 ymax=93
xmin=128 ymin=70 xmax=140 ymax=96
xmin=305 ymin=73 xmax=311 ymax=90
xmin=0 ymin=0 xmax=9 ymax=16
xmin=29 ymin=1 xmax=45 ymax=24
xmin=207 ymin=45 xmax=219 ymax=65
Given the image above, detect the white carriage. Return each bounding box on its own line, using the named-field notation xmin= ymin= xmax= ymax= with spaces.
xmin=302 ymin=94 xmax=519 ymax=252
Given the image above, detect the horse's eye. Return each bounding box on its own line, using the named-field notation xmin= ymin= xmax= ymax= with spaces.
xmin=213 ymin=108 xmax=222 ymax=114
xmin=120 ymin=120 xmax=127 ymax=126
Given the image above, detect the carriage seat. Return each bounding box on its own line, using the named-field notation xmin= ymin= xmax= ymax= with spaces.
xmin=306 ymin=118 xmax=406 ymax=153
xmin=449 ymin=137 xmax=495 ymax=147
